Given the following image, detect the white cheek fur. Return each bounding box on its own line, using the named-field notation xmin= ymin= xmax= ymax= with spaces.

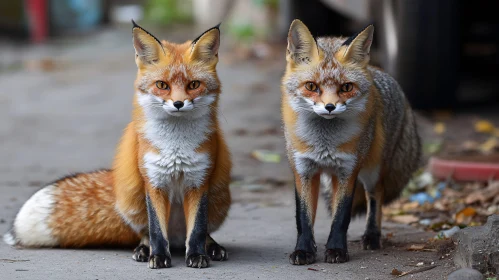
xmin=289 ymin=92 xmax=368 ymax=120
xmin=137 ymin=92 xmax=216 ymax=120
xmin=312 ymin=103 xmax=347 ymax=118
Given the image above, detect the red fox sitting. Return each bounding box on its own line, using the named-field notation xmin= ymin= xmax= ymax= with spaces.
xmin=282 ymin=20 xmax=421 ymax=264
xmin=3 ymin=21 xmax=231 ymax=269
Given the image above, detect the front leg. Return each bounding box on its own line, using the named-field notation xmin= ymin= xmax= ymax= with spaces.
xmin=132 ymin=233 xmax=150 ymax=262
xmin=146 ymin=187 xmax=172 ymax=269
xmin=290 ymin=171 xmax=320 ymax=265
xmin=184 ymin=187 xmax=210 ymax=268
xmin=325 ymin=173 xmax=358 ymax=263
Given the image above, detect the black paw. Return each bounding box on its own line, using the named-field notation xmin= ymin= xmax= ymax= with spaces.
xmin=186 ymin=254 xmax=210 ymax=268
xmin=207 ymin=243 xmax=228 ymax=261
xmin=324 ymin=248 xmax=349 ymax=263
xmin=132 ymin=244 xmax=149 ymax=262
xmin=148 ymin=254 xmax=172 ymax=269
xmin=289 ymin=250 xmax=316 ymax=265
xmin=362 ymin=231 xmax=382 ymax=250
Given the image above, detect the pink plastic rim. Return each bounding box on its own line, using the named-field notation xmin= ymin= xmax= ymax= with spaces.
xmin=429 ymin=157 xmax=499 ymax=181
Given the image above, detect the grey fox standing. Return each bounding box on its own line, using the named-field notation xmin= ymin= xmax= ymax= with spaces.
xmin=281 ymin=20 xmax=421 ymax=264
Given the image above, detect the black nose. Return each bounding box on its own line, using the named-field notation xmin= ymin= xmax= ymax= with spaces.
xmin=325 ymin=103 xmax=336 ymax=112
xmin=173 ymin=101 xmax=184 ymax=109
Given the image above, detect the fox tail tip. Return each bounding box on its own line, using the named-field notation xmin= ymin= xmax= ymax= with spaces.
xmin=3 ymin=230 xmax=16 ymax=246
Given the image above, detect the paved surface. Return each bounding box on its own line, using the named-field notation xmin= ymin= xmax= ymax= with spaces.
xmin=0 ymin=27 xmax=455 ymax=279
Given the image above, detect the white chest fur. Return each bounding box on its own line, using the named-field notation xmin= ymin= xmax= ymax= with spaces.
xmin=142 ymin=116 xmax=212 ymax=202
xmin=292 ymin=113 xmax=360 ymax=180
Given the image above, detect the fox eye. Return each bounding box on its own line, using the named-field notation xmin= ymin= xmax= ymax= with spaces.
xmin=188 ymin=80 xmax=201 ymax=90
xmin=156 ymin=81 xmax=169 ymax=90
xmin=340 ymin=83 xmax=353 ymax=92
xmin=305 ymin=82 xmax=318 ymax=92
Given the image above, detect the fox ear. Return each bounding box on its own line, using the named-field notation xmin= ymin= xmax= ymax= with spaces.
xmin=132 ymin=20 xmax=165 ymax=65
xmin=339 ymin=25 xmax=374 ymax=65
xmin=287 ymin=19 xmax=319 ymax=66
xmin=190 ymin=24 xmax=221 ymax=64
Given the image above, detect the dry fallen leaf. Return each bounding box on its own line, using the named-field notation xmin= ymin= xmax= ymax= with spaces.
xmin=434 ymin=122 xmax=446 ymax=135
xmin=24 ymin=58 xmax=57 ymax=72
xmin=390 ymin=214 xmax=419 ymax=224
xmin=465 ymin=182 xmax=499 ymax=204
xmin=391 ymin=268 xmax=403 ymax=276
xmin=455 ymin=207 xmax=477 ymax=224
xmin=407 ymin=244 xmax=426 ymax=251
xmin=397 ymin=265 xmax=438 ymax=277
xmin=251 ymin=150 xmax=281 ymax=163
xmin=402 ymin=201 xmax=420 ymax=211
xmin=475 ymin=120 xmax=496 ymax=134
xmin=461 ymin=140 xmax=480 ymax=152
xmin=479 ymin=137 xmax=498 ymax=154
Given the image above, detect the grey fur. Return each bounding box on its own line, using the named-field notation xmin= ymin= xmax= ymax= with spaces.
xmin=372 ymin=68 xmax=421 ymax=203
xmin=283 ymin=36 xmax=421 ymax=212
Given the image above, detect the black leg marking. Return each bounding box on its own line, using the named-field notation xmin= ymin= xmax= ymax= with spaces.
xmin=290 ymin=188 xmax=317 ymax=265
xmin=325 ymin=184 xmax=356 ymax=263
xmin=206 ymin=235 xmax=228 ymax=261
xmin=146 ymin=194 xmax=171 ymax=269
xmin=186 ymin=194 xmax=210 ymax=268
xmin=362 ymin=197 xmax=381 ymax=250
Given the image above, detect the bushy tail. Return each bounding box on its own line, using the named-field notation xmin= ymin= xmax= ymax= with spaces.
xmin=4 ymin=170 xmax=140 ymax=248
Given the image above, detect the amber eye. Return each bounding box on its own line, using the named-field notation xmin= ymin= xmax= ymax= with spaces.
xmin=340 ymin=83 xmax=353 ymax=92
xmin=188 ymin=80 xmax=201 ymax=90
xmin=305 ymin=82 xmax=318 ymax=92
xmin=156 ymin=81 xmax=169 ymax=90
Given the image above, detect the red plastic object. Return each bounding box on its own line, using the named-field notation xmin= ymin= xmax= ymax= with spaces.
xmin=429 ymin=156 xmax=499 ymax=181
xmin=26 ymin=0 xmax=48 ymax=43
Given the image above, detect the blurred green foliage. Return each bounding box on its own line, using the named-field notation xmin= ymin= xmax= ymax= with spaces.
xmin=228 ymin=24 xmax=256 ymax=43
xmin=144 ymin=0 xmax=192 ymax=25
xmin=253 ymin=0 xmax=279 ymax=8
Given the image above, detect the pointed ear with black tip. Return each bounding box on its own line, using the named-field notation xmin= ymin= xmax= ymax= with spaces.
xmin=287 ymin=19 xmax=320 ymax=66
xmin=190 ymin=24 xmax=221 ymax=65
xmin=340 ymin=25 xmax=374 ymax=65
xmin=132 ymin=20 xmax=165 ymax=65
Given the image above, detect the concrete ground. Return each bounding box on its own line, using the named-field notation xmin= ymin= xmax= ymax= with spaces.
xmin=0 ymin=26 xmax=455 ymax=279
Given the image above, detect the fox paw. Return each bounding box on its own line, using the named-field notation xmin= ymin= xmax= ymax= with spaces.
xmin=148 ymin=254 xmax=171 ymax=269
xmin=132 ymin=244 xmax=149 ymax=262
xmin=186 ymin=254 xmax=210 ymax=268
xmin=207 ymin=243 xmax=228 ymax=261
xmin=324 ymin=249 xmax=349 ymax=263
xmin=289 ymin=250 xmax=316 ymax=265
xmin=362 ymin=231 xmax=382 ymax=250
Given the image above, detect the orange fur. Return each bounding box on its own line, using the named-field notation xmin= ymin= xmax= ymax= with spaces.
xmin=49 ymin=171 xmax=139 ymax=247
xmin=113 ymin=122 xmax=148 ymax=234
xmin=122 ymin=23 xmax=231 ymax=260
xmin=9 ymin=24 xmax=231 ymax=253
xmin=281 ymin=93 xmax=311 ymax=154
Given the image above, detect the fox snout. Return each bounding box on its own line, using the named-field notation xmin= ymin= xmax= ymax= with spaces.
xmin=312 ymin=101 xmax=346 ymax=119
xmin=325 ymin=103 xmax=335 ymax=112
xmin=173 ymin=101 xmax=184 ymax=109
xmin=163 ymin=98 xmax=193 ymax=113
